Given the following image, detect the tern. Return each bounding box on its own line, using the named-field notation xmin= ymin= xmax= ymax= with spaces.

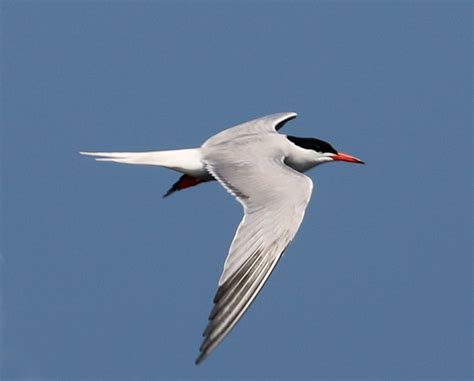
xmin=80 ymin=112 xmax=364 ymax=364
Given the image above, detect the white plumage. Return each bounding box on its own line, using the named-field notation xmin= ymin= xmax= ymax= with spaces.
xmin=80 ymin=112 xmax=364 ymax=364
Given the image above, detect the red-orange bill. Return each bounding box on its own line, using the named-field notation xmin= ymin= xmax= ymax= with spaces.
xmin=332 ymin=152 xmax=365 ymax=164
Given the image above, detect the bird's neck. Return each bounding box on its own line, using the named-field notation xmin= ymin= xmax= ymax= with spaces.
xmin=284 ymin=144 xmax=321 ymax=173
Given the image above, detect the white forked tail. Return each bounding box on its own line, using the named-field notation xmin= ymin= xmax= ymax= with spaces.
xmin=80 ymin=148 xmax=205 ymax=176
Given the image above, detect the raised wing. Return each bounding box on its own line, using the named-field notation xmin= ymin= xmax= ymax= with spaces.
xmin=196 ymin=137 xmax=312 ymax=364
xmin=202 ymin=112 xmax=297 ymax=148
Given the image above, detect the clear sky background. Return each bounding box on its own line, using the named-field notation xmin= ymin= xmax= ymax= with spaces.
xmin=1 ymin=2 xmax=472 ymax=380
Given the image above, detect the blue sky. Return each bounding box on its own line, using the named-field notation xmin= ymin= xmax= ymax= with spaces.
xmin=2 ymin=2 xmax=472 ymax=380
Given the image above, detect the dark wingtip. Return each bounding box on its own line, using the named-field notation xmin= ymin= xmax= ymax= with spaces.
xmin=275 ymin=113 xmax=297 ymax=130
xmin=195 ymin=352 xmax=207 ymax=365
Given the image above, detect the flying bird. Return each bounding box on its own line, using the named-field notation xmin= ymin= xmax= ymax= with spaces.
xmin=80 ymin=112 xmax=364 ymax=364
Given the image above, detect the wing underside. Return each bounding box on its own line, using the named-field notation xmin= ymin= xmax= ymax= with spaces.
xmin=196 ymin=244 xmax=285 ymax=364
xmin=196 ymin=136 xmax=312 ymax=363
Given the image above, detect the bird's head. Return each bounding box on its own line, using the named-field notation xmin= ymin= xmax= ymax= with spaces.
xmin=286 ymin=135 xmax=365 ymax=165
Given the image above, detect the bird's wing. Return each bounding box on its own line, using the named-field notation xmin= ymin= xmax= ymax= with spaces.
xmin=196 ymin=138 xmax=312 ymax=364
xmin=202 ymin=112 xmax=297 ymax=148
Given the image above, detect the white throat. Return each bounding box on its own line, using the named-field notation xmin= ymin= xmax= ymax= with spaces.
xmin=284 ymin=142 xmax=333 ymax=173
